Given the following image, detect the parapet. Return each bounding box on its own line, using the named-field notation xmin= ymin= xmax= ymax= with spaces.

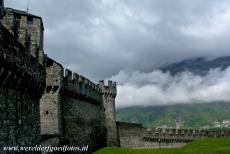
xmin=98 ymin=80 xmax=117 ymax=98
xmin=44 ymin=57 xmax=103 ymax=104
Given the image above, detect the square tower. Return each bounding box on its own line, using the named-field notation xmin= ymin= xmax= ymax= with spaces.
xmin=0 ymin=6 xmax=44 ymax=64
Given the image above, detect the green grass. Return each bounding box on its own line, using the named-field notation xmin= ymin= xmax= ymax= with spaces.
xmin=93 ymin=138 xmax=230 ymax=154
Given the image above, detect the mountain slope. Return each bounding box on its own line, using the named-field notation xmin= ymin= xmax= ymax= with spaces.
xmin=116 ymin=102 xmax=230 ymax=129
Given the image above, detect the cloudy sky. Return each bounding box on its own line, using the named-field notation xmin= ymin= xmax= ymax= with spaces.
xmin=5 ymin=0 xmax=230 ymax=107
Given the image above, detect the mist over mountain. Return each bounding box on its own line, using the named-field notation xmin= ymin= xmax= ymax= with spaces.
xmin=111 ymin=56 xmax=230 ymax=108
xmin=116 ymin=56 xmax=230 ymax=129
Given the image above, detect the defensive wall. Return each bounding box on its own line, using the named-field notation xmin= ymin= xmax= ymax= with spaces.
xmin=0 ymin=3 xmax=118 ymax=153
xmin=0 ymin=22 xmax=45 ymax=152
xmin=117 ymin=122 xmax=230 ymax=148
xmin=3 ymin=2 xmax=230 ymax=153
xmin=40 ymin=57 xmax=106 ymax=153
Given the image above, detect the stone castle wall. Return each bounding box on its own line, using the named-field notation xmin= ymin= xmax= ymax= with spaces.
xmin=40 ymin=57 xmax=63 ymax=146
xmin=2 ymin=3 xmax=230 ymax=153
xmin=117 ymin=122 xmax=144 ymax=148
xmin=61 ymin=69 xmax=105 ymax=152
xmin=0 ymin=5 xmax=117 ymax=153
xmin=117 ymin=122 xmax=230 ymax=149
xmin=40 ymin=57 xmax=106 ymax=153
xmin=0 ymin=23 xmax=45 ymax=151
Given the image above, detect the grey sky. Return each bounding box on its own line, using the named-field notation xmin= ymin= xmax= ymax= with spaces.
xmin=5 ymin=0 xmax=230 ymax=80
xmin=5 ymin=0 xmax=230 ymax=107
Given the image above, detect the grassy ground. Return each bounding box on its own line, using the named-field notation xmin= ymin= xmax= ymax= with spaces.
xmin=93 ymin=138 xmax=230 ymax=154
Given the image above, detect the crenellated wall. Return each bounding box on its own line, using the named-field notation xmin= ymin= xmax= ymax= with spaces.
xmin=2 ymin=3 xmax=230 ymax=153
xmin=143 ymin=127 xmax=230 ymax=140
xmin=62 ymin=69 xmax=102 ymax=104
xmin=117 ymin=122 xmax=230 ymax=149
xmin=0 ymin=4 xmax=114 ymax=153
xmin=40 ymin=57 xmax=106 ymax=153
xmin=0 ymin=5 xmax=114 ymax=153
xmin=0 ymin=23 xmax=45 ymax=151
xmin=61 ymin=68 xmax=105 ymax=152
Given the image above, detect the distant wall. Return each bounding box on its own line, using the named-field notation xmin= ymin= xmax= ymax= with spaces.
xmin=117 ymin=122 xmax=144 ymax=148
xmin=0 ymin=23 xmax=45 ymax=149
xmin=117 ymin=122 xmax=230 ymax=149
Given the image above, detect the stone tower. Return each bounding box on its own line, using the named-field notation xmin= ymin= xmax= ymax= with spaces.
xmin=99 ymin=80 xmax=119 ymax=146
xmin=0 ymin=5 xmax=44 ymax=64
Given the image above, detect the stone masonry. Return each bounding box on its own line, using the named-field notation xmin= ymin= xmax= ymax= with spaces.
xmin=40 ymin=57 xmax=63 ymax=146
xmin=99 ymin=81 xmax=119 ymax=146
xmin=117 ymin=122 xmax=230 ymax=149
xmin=40 ymin=57 xmax=107 ymax=153
xmin=0 ymin=3 xmax=118 ymax=153
xmin=1 ymin=6 xmax=44 ymax=64
xmin=61 ymin=69 xmax=105 ymax=152
xmin=0 ymin=21 xmax=45 ymax=153
xmin=2 ymin=2 xmax=230 ymax=154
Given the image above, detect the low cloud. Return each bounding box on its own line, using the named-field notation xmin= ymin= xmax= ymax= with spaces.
xmin=110 ymin=68 xmax=230 ymax=108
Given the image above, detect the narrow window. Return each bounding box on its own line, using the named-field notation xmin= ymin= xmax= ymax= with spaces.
xmin=14 ymin=14 xmax=21 ymax=22
xmin=46 ymin=86 xmax=52 ymax=93
xmin=27 ymin=16 xmax=33 ymax=24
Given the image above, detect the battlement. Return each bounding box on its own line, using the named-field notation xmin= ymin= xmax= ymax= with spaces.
xmin=117 ymin=122 xmax=230 ymax=148
xmin=99 ymin=80 xmax=117 ymax=98
xmin=62 ymin=69 xmax=102 ymax=104
xmin=44 ymin=57 xmax=103 ymax=104
xmin=143 ymin=127 xmax=230 ymax=140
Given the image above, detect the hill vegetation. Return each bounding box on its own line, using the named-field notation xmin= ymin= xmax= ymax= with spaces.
xmin=116 ymin=102 xmax=230 ymax=129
